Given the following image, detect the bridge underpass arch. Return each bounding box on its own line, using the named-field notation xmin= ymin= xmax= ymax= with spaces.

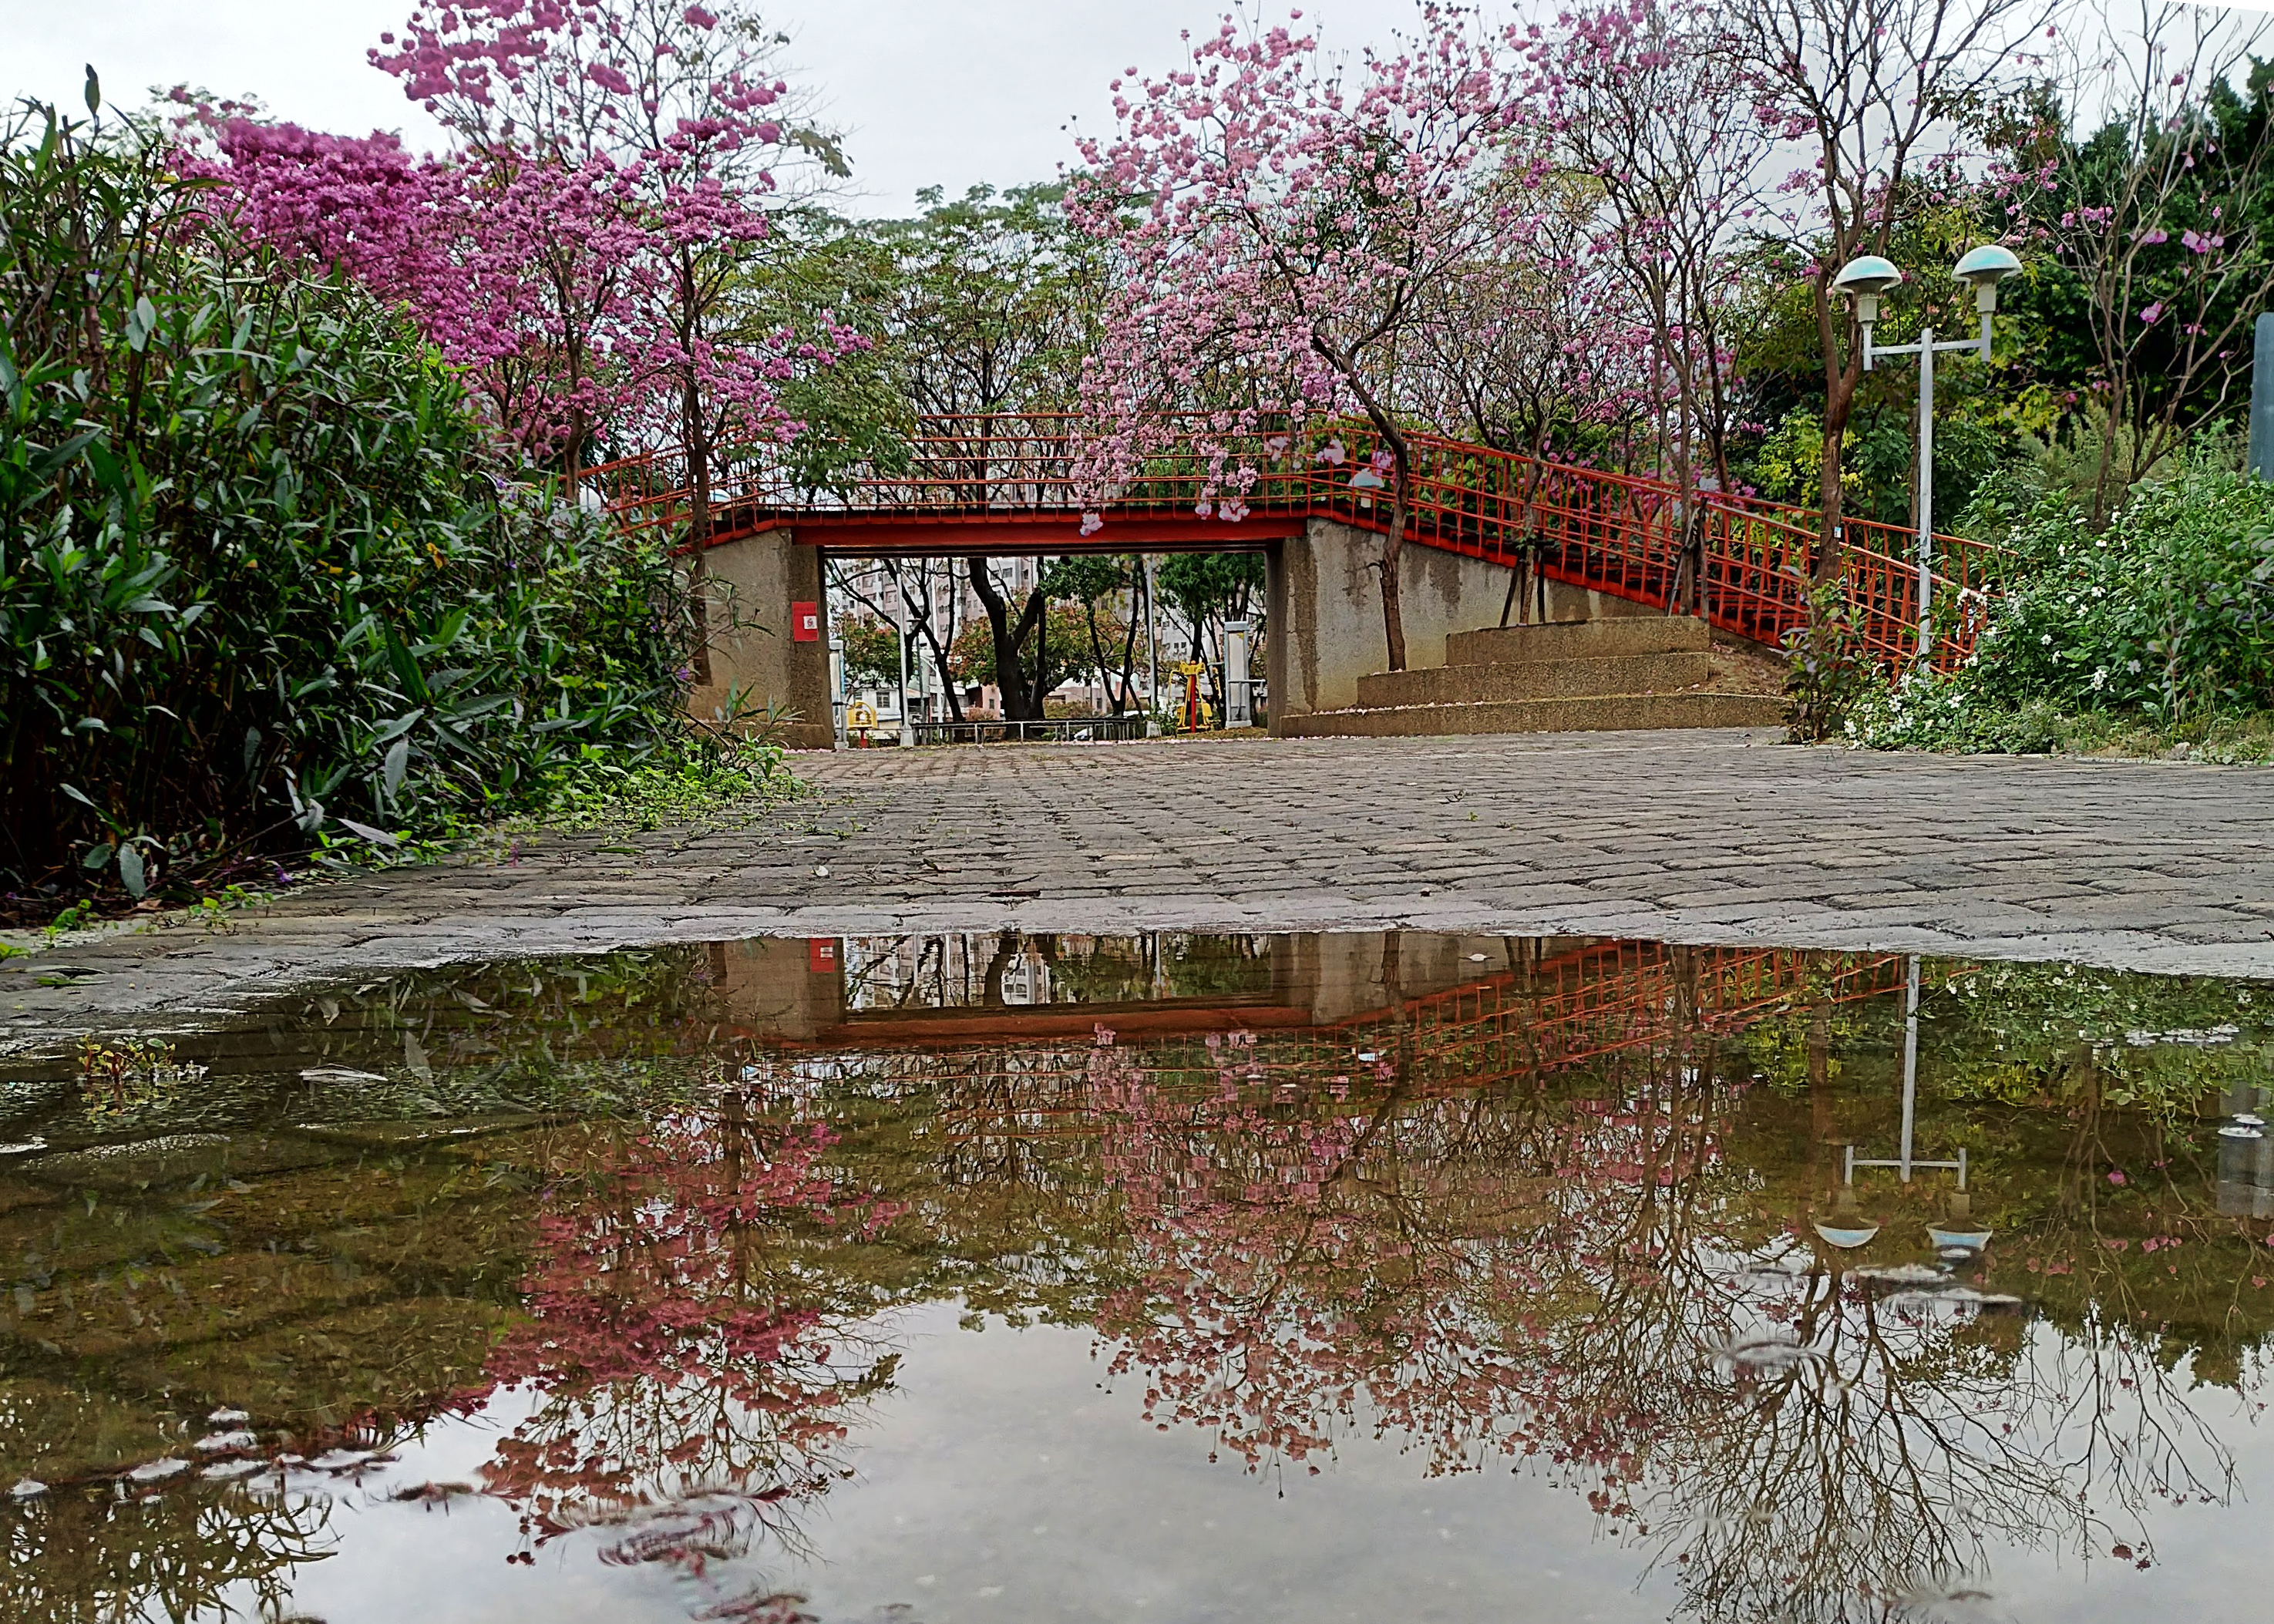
xmin=692 ymin=516 xmax=1660 ymax=744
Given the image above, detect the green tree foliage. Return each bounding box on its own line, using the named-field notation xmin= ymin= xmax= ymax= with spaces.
xmin=1156 ymin=552 xmax=1262 ymax=651
xmin=0 ymin=103 xmax=710 ymax=905
xmin=836 ymin=614 xmax=903 ymax=689
xmin=1044 ymin=554 xmax=1141 ymax=714
xmin=873 ymin=183 xmax=1105 ymax=416
xmin=735 ymin=205 xmax=912 ymax=497
xmin=947 ymin=599 xmax=1102 ymax=709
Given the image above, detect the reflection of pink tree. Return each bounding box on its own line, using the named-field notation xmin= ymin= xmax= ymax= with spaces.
xmin=479 ymin=1095 xmax=900 ymax=1589
xmin=1085 ymin=1015 xmax=2252 ymax=1624
xmin=1087 ymin=1032 xmax=1731 ymax=1478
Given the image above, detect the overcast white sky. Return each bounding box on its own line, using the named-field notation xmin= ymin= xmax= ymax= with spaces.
xmin=0 ymin=0 xmax=1448 ymax=216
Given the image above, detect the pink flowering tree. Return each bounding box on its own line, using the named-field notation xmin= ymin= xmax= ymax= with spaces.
xmin=369 ymin=0 xmax=856 ymax=541
xmin=1406 ymin=203 xmax=1653 ymax=621
xmin=1530 ymin=0 xmax=1770 ymax=614
xmin=1071 ymin=6 xmax=1532 ymax=672
xmin=1990 ymin=0 xmax=2274 ymax=526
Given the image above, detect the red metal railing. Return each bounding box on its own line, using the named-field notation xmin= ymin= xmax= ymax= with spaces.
xmin=587 ymin=414 xmax=2007 ymax=674
xmin=849 ymin=942 xmax=1914 ymax=1147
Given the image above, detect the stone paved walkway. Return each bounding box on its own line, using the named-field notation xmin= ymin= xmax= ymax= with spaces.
xmin=6 ymin=728 xmax=2272 ymax=1056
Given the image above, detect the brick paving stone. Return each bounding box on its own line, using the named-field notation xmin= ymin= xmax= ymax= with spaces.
xmin=5 ymin=725 xmax=2274 ymax=1057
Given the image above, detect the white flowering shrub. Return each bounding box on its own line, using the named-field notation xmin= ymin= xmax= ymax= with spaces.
xmin=1841 ymin=462 xmax=2274 ymax=755
xmin=1843 ymin=667 xmax=2074 ymax=753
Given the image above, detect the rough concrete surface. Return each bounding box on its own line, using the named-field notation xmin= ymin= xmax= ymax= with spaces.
xmin=5 ymin=727 xmax=2272 ymax=1057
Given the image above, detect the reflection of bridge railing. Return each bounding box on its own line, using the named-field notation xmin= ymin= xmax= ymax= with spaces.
xmin=589 ymin=414 xmax=2007 ymax=674
xmin=796 ymin=943 xmax=1909 ymax=1145
xmin=1383 ymin=940 xmax=1905 ymax=1081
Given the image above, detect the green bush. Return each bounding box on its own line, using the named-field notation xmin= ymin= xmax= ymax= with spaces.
xmin=1964 ymin=465 xmax=2274 ymax=718
xmin=1840 ymin=457 xmax=2274 ymax=755
xmin=1 ymin=103 xmax=723 ymax=907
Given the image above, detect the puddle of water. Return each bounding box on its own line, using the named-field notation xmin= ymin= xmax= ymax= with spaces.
xmin=3 ymin=932 xmax=2272 ymax=1622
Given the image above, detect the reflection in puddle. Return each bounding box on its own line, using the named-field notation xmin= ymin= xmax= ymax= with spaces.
xmin=2 ymin=933 xmax=2271 ymax=1622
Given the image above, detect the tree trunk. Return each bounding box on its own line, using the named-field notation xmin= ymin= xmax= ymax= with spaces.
xmin=1112 ymin=569 xmax=1143 ymax=715
xmin=967 ymin=558 xmax=1047 ymax=720
xmin=681 ymin=355 xmax=714 ymax=686
xmin=1084 ymin=600 xmax=1113 ymax=716
xmin=1813 ymin=309 xmax=1860 ymax=587
xmin=1380 ymin=443 xmax=1411 ymax=672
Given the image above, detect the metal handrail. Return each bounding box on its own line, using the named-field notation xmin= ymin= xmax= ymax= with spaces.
xmin=911 ymin=716 xmax=1152 ymax=746
xmin=590 ymin=413 xmax=2002 ymax=675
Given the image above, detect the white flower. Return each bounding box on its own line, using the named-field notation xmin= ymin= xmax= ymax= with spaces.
xmin=2128 ymin=659 xmax=2142 ymax=674
xmin=2091 ymin=667 xmax=2107 ymax=690
xmin=2040 ymin=634 xmax=2053 ymax=645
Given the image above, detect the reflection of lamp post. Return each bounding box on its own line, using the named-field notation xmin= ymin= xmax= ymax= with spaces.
xmin=1832 ymin=244 xmax=2024 ymax=664
xmin=1816 ymin=956 xmax=1990 ymax=1255
xmin=1845 ymin=959 xmax=1966 ymax=1189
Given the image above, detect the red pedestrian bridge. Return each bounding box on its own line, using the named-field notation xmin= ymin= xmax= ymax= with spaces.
xmin=589 ymin=415 xmax=2000 ymax=744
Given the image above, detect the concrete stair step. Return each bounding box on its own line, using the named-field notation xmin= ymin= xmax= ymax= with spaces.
xmin=1278 ymin=691 xmax=1787 ymax=739
xmin=1357 ymin=650 xmax=1710 ymax=708
xmin=1445 ymin=615 xmax=1709 ymax=667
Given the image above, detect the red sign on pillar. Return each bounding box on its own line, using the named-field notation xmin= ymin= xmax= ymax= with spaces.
xmin=792 ymin=601 xmax=820 ymax=641
xmin=807 ymin=937 xmax=839 ymax=973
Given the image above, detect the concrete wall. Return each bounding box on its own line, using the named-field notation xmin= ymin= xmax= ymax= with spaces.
xmin=686 ymin=527 xmax=836 ymax=750
xmin=1267 ymin=519 xmax=1656 ymax=730
xmin=712 ymin=936 xmax=845 ymax=1041
xmin=1271 ymin=932 xmax=1549 ymax=1024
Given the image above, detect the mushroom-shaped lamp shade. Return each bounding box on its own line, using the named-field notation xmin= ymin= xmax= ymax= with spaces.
xmin=1832 ymin=254 xmax=1903 ymax=326
xmin=1953 ymin=243 xmax=2023 ymax=313
xmin=1952 ymin=244 xmax=2023 ymax=287
xmin=1812 ymin=1220 xmax=1882 ymax=1249
xmin=1926 ymin=1224 xmax=1994 ymax=1253
xmin=1832 ymin=255 xmax=1904 ymax=297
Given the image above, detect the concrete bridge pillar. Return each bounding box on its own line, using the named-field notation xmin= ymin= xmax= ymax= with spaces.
xmin=1264 ymin=518 xmax=1654 ymax=735
xmin=686 ymin=527 xmax=836 ymax=750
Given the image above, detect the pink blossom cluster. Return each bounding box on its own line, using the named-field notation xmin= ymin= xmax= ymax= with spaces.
xmin=1065 ymin=7 xmax=1531 ymax=520
xmin=184 ymin=1 xmax=854 ymax=477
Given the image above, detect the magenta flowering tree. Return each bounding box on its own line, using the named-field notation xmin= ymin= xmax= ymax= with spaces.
xmin=368 ymin=0 xmax=853 ymax=543
xmin=469 ymin=153 xmax=649 ymax=475
xmin=197 ymin=0 xmax=863 ymax=542
xmin=193 ymin=119 xmax=476 ymax=353
xmin=195 ymin=110 xmax=644 ymax=471
xmin=1070 ymin=6 xmax=1532 ymax=672
xmin=369 ymin=0 xmax=813 ymax=177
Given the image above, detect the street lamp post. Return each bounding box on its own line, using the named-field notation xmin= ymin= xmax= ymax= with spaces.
xmin=893 ymin=560 xmax=915 ymax=748
xmin=1832 ymin=244 xmax=2023 ymax=663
